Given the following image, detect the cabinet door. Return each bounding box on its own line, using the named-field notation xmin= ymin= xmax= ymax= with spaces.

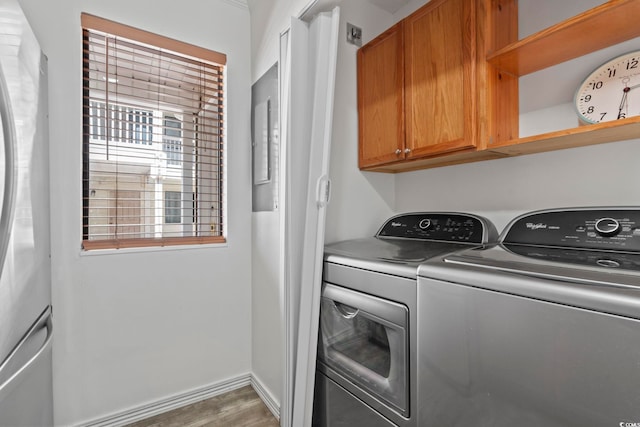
xmin=405 ymin=0 xmax=476 ymax=158
xmin=357 ymin=23 xmax=404 ymax=169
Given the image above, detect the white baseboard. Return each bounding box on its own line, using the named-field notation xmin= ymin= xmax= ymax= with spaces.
xmin=79 ymin=373 xmax=280 ymax=427
xmin=250 ymin=374 xmax=280 ymax=421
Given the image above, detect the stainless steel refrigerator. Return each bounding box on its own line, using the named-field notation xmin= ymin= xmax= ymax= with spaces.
xmin=0 ymin=0 xmax=53 ymax=425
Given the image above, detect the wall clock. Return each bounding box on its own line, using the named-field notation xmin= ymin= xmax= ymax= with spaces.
xmin=575 ymin=50 xmax=640 ymax=124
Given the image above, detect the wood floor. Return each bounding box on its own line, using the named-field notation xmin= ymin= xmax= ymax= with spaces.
xmin=125 ymin=386 xmax=280 ymax=427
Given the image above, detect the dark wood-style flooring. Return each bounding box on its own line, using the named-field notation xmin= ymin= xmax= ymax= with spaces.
xmin=125 ymin=385 xmax=280 ymax=427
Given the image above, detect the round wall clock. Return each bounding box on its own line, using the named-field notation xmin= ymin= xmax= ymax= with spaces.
xmin=575 ymin=50 xmax=640 ymax=124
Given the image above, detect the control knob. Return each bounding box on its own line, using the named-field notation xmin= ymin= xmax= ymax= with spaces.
xmin=418 ymin=219 xmax=431 ymax=230
xmin=594 ymin=217 xmax=621 ymax=237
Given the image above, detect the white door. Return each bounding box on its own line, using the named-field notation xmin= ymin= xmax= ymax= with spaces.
xmin=281 ymin=7 xmax=341 ymax=427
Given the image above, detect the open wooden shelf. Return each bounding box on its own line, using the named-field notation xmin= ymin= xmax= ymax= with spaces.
xmin=487 ymin=0 xmax=640 ymax=77
xmin=367 ymin=116 xmax=640 ymax=170
xmin=489 ymin=115 xmax=640 ymax=156
xmin=362 ymin=149 xmax=508 ymax=173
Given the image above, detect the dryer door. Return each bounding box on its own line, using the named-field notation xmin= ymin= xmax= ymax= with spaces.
xmin=318 ymin=283 xmax=409 ymax=417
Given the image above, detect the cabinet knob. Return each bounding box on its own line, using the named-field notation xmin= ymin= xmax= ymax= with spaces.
xmin=404 ymin=148 xmax=411 ymax=154
xmin=395 ymin=149 xmax=402 ymax=155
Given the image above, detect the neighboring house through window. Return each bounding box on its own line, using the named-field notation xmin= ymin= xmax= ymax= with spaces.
xmin=81 ymin=13 xmax=227 ymax=250
xmin=89 ymin=102 xmax=153 ymax=144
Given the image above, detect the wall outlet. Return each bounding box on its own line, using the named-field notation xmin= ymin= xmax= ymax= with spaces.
xmin=347 ymin=23 xmax=362 ymax=47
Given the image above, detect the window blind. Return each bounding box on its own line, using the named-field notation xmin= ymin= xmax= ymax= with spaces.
xmin=81 ymin=13 xmax=226 ymax=250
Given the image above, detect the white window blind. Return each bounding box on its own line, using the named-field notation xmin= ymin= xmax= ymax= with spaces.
xmin=81 ymin=13 xmax=226 ymax=250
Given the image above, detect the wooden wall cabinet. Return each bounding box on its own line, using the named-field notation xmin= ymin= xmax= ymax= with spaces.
xmin=358 ymin=0 xmax=640 ymax=172
xmin=403 ymin=0 xmax=477 ymax=159
xmin=357 ymin=0 xmax=476 ymax=171
xmin=358 ymin=0 xmax=517 ymax=172
xmin=357 ymin=22 xmax=405 ymax=168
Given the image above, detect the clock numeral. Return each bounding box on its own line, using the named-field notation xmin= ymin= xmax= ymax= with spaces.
xmin=587 ymin=106 xmax=595 ymax=114
xmin=626 ymin=58 xmax=638 ymax=70
xmin=618 ymin=112 xmax=626 ymax=119
xmin=583 ymin=95 xmax=592 ymax=102
xmin=608 ymin=68 xmax=617 ymax=78
xmin=600 ymin=112 xmax=607 ymax=121
xmin=589 ymin=81 xmax=603 ymax=90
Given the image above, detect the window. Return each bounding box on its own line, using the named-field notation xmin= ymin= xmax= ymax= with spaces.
xmin=164 ymin=191 xmax=181 ymax=224
xmin=163 ymin=115 xmax=182 ymax=166
xmin=128 ymin=109 xmax=153 ymax=145
xmin=81 ymin=13 xmax=226 ymax=250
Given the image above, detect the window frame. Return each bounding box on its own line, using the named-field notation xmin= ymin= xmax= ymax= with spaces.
xmin=81 ymin=13 xmax=227 ymax=250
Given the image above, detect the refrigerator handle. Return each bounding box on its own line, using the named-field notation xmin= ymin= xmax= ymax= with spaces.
xmin=0 ymin=63 xmax=17 ymax=276
xmin=0 ymin=307 xmax=53 ymax=403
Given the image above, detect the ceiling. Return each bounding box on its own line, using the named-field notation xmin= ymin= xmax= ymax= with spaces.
xmin=246 ymin=0 xmax=411 ymax=18
xmin=365 ymin=0 xmax=411 ymax=13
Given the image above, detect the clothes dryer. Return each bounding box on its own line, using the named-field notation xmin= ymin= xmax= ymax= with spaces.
xmin=314 ymin=212 xmax=497 ymax=427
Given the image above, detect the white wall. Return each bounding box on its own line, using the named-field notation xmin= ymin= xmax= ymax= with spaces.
xmin=251 ymin=211 xmax=282 ymax=406
xmin=395 ymin=138 xmax=640 ymax=232
xmin=323 ymin=0 xmax=397 ymax=244
xmin=248 ymin=0 xmax=308 ymax=409
xmin=251 ymin=0 xmax=398 ymax=246
xmin=250 ymin=0 xmax=311 ymax=80
xmin=16 ymin=0 xmax=252 ymax=425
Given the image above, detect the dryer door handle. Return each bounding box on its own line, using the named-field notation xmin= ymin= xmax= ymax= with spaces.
xmin=333 ymin=301 xmax=359 ymax=319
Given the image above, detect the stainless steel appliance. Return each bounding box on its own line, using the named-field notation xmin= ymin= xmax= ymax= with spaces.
xmin=417 ymin=207 xmax=640 ymax=426
xmin=0 ymin=0 xmax=52 ymax=425
xmin=313 ymin=213 xmax=497 ymax=427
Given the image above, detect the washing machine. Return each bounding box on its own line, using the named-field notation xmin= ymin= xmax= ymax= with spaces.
xmin=313 ymin=212 xmax=497 ymax=427
xmin=417 ymin=207 xmax=640 ymax=426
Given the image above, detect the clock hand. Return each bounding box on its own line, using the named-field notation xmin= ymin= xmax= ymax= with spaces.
xmin=618 ymin=87 xmax=629 ymax=119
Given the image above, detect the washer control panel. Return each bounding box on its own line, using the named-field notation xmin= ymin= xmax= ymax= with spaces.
xmin=377 ymin=213 xmax=490 ymax=244
xmin=504 ymin=244 xmax=640 ymax=272
xmin=504 ymin=209 xmax=640 ymax=252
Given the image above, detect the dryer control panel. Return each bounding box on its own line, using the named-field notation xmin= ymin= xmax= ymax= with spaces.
xmin=503 ymin=208 xmax=640 ymax=252
xmin=377 ymin=213 xmax=493 ymax=244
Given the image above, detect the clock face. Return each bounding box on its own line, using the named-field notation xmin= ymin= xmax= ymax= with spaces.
xmin=575 ymin=51 xmax=640 ymax=124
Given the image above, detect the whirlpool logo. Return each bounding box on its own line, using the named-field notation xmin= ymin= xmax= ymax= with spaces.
xmin=620 ymin=422 xmax=640 ymax=427
xmin=526 ymin=222 xmax=547 ymax=230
